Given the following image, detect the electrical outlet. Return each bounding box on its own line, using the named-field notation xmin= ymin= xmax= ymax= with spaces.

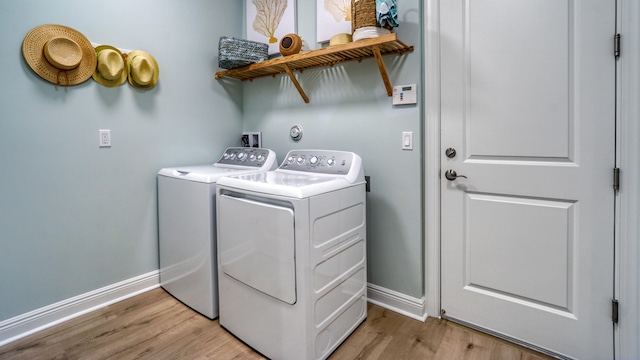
xmin=242 ymin=131 xmax=262 ymax=148
xmin=99 ymin=129 xmax=111 ymax=147
xmin=251 ymin=132 xmax=262 ymax=148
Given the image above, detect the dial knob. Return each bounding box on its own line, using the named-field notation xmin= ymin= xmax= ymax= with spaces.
xmin=237 ymin=152 xmax=247 ymax=161
xmin=327 ymin=158 xmax=335 ymax=166
xmin=257 ymin=154 xmax=265 ymax=162
xmin=249 ymin=154 xmax=257 ymax=161
xmin=297 ymin=156 xmax=305 ymax=165
xmin=223 ymin=152 xmax=230 ymax=160
xmin=310 ymin=156 xmax=319 ymax=165
xmin=287 ymin=156 xmax=295 ymax=163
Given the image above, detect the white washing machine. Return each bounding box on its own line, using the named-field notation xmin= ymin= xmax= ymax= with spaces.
xmin=216 ymin=149 xmax=367 ymax=360
xmin=157 ymin=147 xmax=277 ymax=319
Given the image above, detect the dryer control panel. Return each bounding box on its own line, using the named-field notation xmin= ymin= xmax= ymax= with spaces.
xmin=280 ymin=150 xmax=355 ymax=175
xmin=217 ymin=147 xmax=274 ymax=167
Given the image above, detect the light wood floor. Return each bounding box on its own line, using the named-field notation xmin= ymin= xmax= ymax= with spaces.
xmin=0 ymin=288 xmax=555 ymax=360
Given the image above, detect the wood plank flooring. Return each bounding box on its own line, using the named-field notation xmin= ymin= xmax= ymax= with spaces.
xmin=0 ymin=288 xmax=555 ymax=360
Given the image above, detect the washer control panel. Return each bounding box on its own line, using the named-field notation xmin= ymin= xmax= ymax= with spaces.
xmin=280 ymin=150 xmax=354 ymax=175
xmin=217 ymin=147 xmax=272 ymax=167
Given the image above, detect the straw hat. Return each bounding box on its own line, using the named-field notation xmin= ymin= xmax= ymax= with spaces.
xmin=126 ymin=50 xmax=159 ymax=88
xmin=92 ymin=45 xmax=127 ymax=87
xmin=330 ymin=33 xmax=352 ymax=46
xmin=22 ymin=24 xmax=97 ymax=86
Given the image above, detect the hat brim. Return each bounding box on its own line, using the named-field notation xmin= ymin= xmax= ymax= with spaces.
xmin=126 ymin=50 xmax=159 ymax=89
xmin=22 ymin=24 xmax=97 ymax=86
xmin=92 ymin=45 xmax=127 ymax=87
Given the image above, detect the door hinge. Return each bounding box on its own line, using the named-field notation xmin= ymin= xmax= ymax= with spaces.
xmin=613 ymin=167 xmax=620 ymax=191
xmin=612 ymin=299 xmax=619 ymax=324
xmin=614 ymin=33 xmax=621 ymax=58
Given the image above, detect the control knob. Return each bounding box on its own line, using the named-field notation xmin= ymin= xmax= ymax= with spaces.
xmin=310 ymin=156 xmax=319 ymax=165
xmin=297 ymin=156 xmax=305 ymax=165
xmin=327 ymin=158 xmax=335 ymax=166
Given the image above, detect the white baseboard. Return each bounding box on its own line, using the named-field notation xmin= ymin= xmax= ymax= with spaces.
xmin=0 ymin=270 xmax=160 ymax=347
xmin=0 ymin=276 xmax=423 ymax=347
xmin=367 ymin=283 xmax=428 ymax=322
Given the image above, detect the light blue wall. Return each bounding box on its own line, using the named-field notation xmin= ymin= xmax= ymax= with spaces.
xmin=1 ymin=0 xmax=426 ymax=323
xmin=240 ymin=1 xmax=424 ymax=298
xmin=0 ymin=0 xmax=244 ymax=321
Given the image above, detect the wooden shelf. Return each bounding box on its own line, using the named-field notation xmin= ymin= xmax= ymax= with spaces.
xmin=214 ymin=33 xmax=414 ymax=103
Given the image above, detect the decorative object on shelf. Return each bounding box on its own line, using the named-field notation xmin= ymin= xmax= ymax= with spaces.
xmin=316 ymin=0 xmax=352 ymax=43
xmin=351 ymin=0 xmax=377 ymax=34
xmin=279 ymin=33 xmax=303 ymax=56
xmin=218 ymin=36 xmax=269 ymax=69
xmin=246 ymin=0 xmax=296 ymax=56
xmin=92 ymin=45 xmax=127 ymax=87
xmin=22 ymin=24 xmax=97 ymax=86
xmin=376 ymin=0 xmax=398 ymax=29
xmin=352 ymin=26 xmax=391 ymax=42
xmin=214 ymin=33 xmax=413 ymax=104
xmin=329 ymin=33 xmax=352 ymax=46
xmin=126 ymin=50 xmax=159 ymax=89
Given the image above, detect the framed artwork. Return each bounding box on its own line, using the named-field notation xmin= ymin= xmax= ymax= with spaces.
xmin=246 ymin=0 xmax=296 ymax=55
xmin=316 ymin=0 xmax=352 ymax=43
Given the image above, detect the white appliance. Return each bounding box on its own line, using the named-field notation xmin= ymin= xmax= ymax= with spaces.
xmin=157 ymin=147 xmax=277 ymax=319
xmin=216 ymin=149 xmax=367 ymax=360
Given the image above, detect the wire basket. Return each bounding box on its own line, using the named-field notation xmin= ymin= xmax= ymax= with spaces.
xmin=351 ymin=0 xmax=378 ymax=33
xmin=218 ymin=37 xmax=268 ymax=70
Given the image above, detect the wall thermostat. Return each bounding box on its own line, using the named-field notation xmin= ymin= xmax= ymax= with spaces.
xmin=393 ymin=84 xmax=417 ymax=105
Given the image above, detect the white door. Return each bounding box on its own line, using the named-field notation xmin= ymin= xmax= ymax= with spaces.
xmin=218 ymin=194 xmax=297 ymax=304
xmin=440 ymin=1 xmax=616 ymax=359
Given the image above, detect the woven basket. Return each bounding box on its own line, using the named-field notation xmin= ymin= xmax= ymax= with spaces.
xmin=218 ymin=37 xmax=268 ymax=70
xmin=351 ymin=0 xmax=377 ymax=33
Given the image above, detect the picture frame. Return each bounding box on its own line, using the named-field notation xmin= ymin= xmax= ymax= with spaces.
xmin=316 ymin=0 xmax=352 ymax=43
xmin=246 ymin=0 xmax=296 ymax=56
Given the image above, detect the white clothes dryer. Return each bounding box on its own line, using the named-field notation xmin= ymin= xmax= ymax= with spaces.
xmin=157 ymin=147 xmax=277 ymax=319
xmin=216 ymin=149 xmax=367 ymax=360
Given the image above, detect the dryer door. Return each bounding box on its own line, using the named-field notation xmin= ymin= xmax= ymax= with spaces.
xmin=218 ymin=194 xmax=296 ymax=304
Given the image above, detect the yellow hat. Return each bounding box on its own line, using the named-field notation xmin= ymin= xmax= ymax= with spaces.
xmin=22 ymin=24 xmax=97 ymax=86
xmin=329 ymin=33 xmax=353 ymax=46
xmin=126 ymin=50 xmax=159 ymax=88
xmin=92 ymin=45 xmax=127 ymax=87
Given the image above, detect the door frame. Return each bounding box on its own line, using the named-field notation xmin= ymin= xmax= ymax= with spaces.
xmin=422 ymin=0 xmax=640 ymax=358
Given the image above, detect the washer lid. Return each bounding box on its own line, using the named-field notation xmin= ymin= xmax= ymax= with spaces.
xmin=158 ymin=165 xmax=262 ymax=183
xmin=216 ymin=171 xmax=360 ymax=198
xmin=157 ymin=148 xmax=277 ymax=183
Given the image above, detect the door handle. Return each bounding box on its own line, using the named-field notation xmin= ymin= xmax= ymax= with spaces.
xmin=444 ymin=169 xmax=467 ymax=181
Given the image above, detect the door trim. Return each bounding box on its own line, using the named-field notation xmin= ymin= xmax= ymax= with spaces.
xmin=615 ymin=0 xmax=640 ymax=358
xmin=423 ymin=1 xmax=640 ymax=358
xmin=423 ymin=0 xmax=442 ymax=320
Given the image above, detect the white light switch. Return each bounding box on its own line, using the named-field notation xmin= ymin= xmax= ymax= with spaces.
xmin=402 ymin=131 xmax=413 ymax=150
